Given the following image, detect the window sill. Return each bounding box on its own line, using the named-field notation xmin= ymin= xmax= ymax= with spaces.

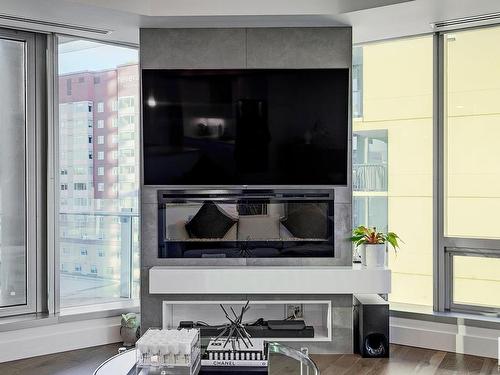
xmin=0 ymin=300 xmax=139 ymax=332
xmin=390 ymin=302 xmax=500 ymax=330
xmin=59 ymin=299 xmax=140 ymax=322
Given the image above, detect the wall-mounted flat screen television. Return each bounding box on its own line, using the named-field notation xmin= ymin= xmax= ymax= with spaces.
xmin=142 ymin=69 xmax=349 ymax=185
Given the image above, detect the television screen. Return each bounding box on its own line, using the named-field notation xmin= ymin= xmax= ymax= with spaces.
xmin=142 ymin=69 xmax=349 ymax=185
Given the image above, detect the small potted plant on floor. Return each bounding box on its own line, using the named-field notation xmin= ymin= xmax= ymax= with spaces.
xmin=120 ymin=313 xmax=140 ymax=347
xmin=351 ymin=226 xmax=401 ymax=268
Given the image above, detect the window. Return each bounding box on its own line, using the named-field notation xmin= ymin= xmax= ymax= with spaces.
xmin=58 ymin=36 xmax=139 ymax=308
xmin=118 ymin=96 xmax=134 ymax=109
xmin=0 ymin=32 xmax=32 ymax=312
xmin=353 ymin=36 xmax=434 ymax=306
xmin=60 ymin=169 xmax=68 ymax=175
xmin=61 ymin=184 xmax=68 ymax=190
xmin=111 ymin=167 xmax=118 ymax=176
xmin=66 ymin=78 xmax=72 ymax=95
xmin=73 ymin=183 xmax=87 ymax=191
xmin=443 ymin=26 xmax=500 ymax=312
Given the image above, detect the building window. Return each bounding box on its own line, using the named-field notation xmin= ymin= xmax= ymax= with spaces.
xmin=80 ymin=248 xmax=88 ymax=256
xmin=73 ymin=183 xmax=87 ymax=191
xmin=88 ymin=136 xmax=92 ymax=144
xmin=60 ymin=169 xmax=68 ymax=175
xmin=118 ymin=96 xmax=135 ymax=109
xmin=66 ymin=78 xmax=72 ymax=95
xmin=111 ymin=167 xmax=118 ymax=175
xmin=111 ymin=118 xmax=117 ymax=128
xmin=60 ymin=184 xmax=68 ymax=190
xmin=58 ymin=36 xmax=140 ymax=308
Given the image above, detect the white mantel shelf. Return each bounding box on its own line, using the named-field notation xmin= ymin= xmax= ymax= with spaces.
xmin=149 ymin=265 xmax=391 ymax=295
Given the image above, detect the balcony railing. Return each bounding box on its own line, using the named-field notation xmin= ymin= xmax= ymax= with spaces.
xmin=353 ymin=163 xmax=388 ymax=192
xmin=58 ymin=210 xmax=139 ymax=308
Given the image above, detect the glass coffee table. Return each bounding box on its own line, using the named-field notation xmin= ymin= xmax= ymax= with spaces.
xmin=94 ymin=342 xmax=319 ymax=375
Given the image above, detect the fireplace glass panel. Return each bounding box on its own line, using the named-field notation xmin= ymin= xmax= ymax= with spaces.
xmin=158 ymin=190 xmax=334 ymax=258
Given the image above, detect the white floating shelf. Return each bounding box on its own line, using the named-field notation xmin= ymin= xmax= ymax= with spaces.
xmin=149 ymin=265 xmax=391 ymax=295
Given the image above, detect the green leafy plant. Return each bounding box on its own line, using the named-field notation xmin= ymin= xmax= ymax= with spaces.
xmin=121 ymin=313 xmax=139 ymax=329
xmin=350 ymin=226 xmax=402 ymax=252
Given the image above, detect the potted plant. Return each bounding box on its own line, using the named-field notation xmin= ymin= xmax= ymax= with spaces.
xmin=351 ymin=226 xmax=401 ymax=267
xmin=120 ymin=313 xmax=140 ymax=347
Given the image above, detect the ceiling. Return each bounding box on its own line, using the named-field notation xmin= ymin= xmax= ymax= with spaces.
xmin=1 ymin=0 xmax=500 ymax=45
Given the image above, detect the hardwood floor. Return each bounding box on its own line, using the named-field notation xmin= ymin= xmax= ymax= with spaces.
xmin=311 ymin=345 xmax=499 ymax=374
xmin=0 ymin=343 xmax=497 ymax=374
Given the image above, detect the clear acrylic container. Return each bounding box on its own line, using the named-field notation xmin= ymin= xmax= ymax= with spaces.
xmin=136 ymin=328 xmax=201 ymax=375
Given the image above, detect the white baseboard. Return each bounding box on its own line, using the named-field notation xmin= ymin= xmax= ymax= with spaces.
xmin=0 ymin=316 xmax=121 ymax=363
xmin=390 ymin=316 xmax=499 ymax=359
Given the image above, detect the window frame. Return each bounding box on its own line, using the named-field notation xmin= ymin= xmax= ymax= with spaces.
xmin=437 ymin=26 xmax=500 ymax=315
xmin=0 ymin=28 xmax=39 ymax=318
xmin=52 ymin=34 xmax=140 ymax=315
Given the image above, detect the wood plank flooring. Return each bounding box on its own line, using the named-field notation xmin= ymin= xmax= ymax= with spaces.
xmin=0 ymin=343 xmax=497 ymax=374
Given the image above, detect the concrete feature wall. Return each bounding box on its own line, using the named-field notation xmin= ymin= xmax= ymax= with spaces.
xmin=140 ymin=27 xmax=353 ymax=352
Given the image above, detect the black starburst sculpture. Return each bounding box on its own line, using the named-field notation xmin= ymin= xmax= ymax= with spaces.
xmin=213 ymin=301 xmax=253 ymax=351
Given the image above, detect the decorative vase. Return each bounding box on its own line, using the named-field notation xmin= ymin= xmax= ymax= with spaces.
xmin=364 ymin=243 xmax=387 ymax=268
xmin=121 ymin=325 xmax=139 ymax=347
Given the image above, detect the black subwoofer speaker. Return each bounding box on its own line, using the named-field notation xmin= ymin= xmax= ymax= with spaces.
xmin=353 ymin=294 xmax=389 ymax=358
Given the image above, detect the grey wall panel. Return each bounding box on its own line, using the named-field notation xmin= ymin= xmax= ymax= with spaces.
xmin=139 ymin=26 xmax=353 ymax=351
xmin=246 ymin=27 xmax=351 ymax=69
xmin=334 ymin=203 xmax=352 ymax=266
xmin=140 ymin=28 xmax=246 ymax=69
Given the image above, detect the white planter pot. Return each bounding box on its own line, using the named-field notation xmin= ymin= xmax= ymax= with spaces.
xmin=358 ymin=244 xmax=367 ymax=266
xmin=364 ymin=244 xmax=387 ymax=268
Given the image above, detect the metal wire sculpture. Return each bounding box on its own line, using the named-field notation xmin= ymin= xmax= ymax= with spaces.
xmin=213 ymin=301 xmax=253 ymax=351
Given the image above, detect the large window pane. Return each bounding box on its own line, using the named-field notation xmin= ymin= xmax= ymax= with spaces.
xmin=444 ymin=26 xmax=500 ymax=239
xmin=0 ymin=37 xmax=27 ymax=308
xmin=353 ymin=36 xmax=434 ymax=306
xmin=58 ymin=37 xmax=140 ymax=308
xmin=453 ymin=255 xmax=500 ymax=309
